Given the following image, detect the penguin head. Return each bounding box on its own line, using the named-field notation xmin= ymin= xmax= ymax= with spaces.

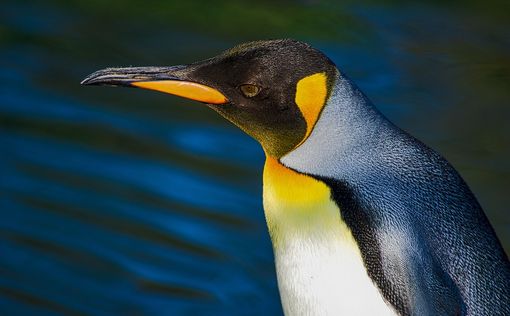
xmin=82 ymin=39 xmax=337 ymax=157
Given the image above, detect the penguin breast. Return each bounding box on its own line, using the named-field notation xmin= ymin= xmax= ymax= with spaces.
xmin=262 ymin=157 xmax=397 ymax=316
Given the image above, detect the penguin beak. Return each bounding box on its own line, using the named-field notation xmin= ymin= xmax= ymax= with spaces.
xmin=81 ymin=66 xmax=228 ymax=105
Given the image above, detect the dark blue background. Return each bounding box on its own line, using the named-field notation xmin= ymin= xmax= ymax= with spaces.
xmin=1 ymin=1 xmax=509 ymax=315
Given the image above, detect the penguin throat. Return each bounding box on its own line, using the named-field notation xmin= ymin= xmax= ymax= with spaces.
xmin=263 ymin=157 xmax=330 ymax=207
xmin=262 ymin=156 xmax=338 ymax=247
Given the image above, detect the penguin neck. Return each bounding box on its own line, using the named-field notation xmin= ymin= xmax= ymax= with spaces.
xmin=281 ymin=75 xmax=395 ymax=178
xmin=262 ymin=156 xmax=336 ymax=245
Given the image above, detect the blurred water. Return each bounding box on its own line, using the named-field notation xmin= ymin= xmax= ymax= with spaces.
xmin=1 ymin=1 xmax=509 ymax=315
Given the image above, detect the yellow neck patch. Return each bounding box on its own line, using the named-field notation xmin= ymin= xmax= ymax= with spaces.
xmin=263 ymin=156 xmax=338 ymax=248
xmin=295 ymin=72 xmax=328 ymax=143
xmin=263 ymin=157 xmax=330 ymax=207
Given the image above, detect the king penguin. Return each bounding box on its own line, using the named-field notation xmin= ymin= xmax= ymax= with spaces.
xmin=82 ymin=39 xmax=510 ymax=315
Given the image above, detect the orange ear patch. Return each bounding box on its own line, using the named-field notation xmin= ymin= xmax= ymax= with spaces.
xmin=295 ymin=72 xmax=328 ymax=142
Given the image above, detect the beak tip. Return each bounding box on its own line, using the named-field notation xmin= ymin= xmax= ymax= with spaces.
xmin=80 ymin=71 xmax=102 ymax=86
xmin=80 ymin=70 xmax=128 ymax=87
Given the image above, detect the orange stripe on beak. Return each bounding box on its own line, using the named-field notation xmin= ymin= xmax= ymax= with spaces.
xmin=131 ymin=80 xmax=228 ymax=104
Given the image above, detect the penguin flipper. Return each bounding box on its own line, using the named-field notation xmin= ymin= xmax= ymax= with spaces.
xmin=323 ymin=178 xmax=466 ymax=315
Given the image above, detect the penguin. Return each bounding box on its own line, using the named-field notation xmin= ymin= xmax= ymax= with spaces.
xmin=82 ymin=39 xmax=510 ymax=315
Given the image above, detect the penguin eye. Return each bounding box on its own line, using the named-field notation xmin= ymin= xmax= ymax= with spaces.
xmin=239 ymin=84 xmax=261 ymax=98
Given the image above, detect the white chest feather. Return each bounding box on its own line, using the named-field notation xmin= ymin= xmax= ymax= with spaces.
xmin=263 ymin=158 xmax=396 ymax=316
xmin=272 ymin=214 xmax=396 ymax=316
